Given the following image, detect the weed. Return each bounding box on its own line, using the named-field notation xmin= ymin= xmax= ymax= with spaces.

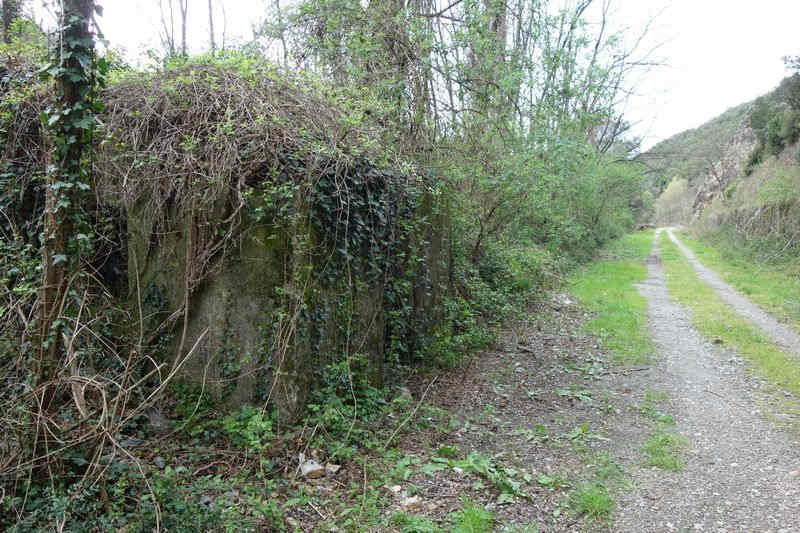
xmin=513 ymin=423 xmax=549 ymax=443
xmin=591 ymin=452 xmax=624 ymax=483
xmin=642 ymin=432 xmax=687 ymax=471
xmin=451 ymin=498 xmax=495 ymax=533
xmin=556 ymin=387 xmax=594 ymax=404
xmin=392 ymin=512 xmax=442 ymax=533
xmin=677 ymin=231 xmax=800 ymax=328
xmin=637 ymin=389 xmax=676 ymax=425
xmin=536 ymin=473 xmax=570 ymax=490
xmin=660 ymin=234 xmax=800 ymax=403
xmin=557 ymin=423 xmax=609 ymax=444
xmin=568 ymin=482 xmax=614 ymax=519
xmin=222 ymin=405 xmax=275 ymax=451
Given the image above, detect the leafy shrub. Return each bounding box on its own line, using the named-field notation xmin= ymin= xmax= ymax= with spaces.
xmin=744 ymin=142 xmax=764 ymax=176
xmin=222 ymin=405 xmax=276 ymax=451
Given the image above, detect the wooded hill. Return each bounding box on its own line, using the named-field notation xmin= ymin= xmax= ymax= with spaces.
xmin=646 ymin=71 xmax=800 ymax=262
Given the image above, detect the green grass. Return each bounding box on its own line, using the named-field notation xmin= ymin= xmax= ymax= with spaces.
xmin=451 ymin=498 xmax=494 ymax=533
xmin=568 ymin=230 xmax=655 ymax=364
xmin=676 ymin=231 xmax=800 ymax=330
xmin=568 ymin=482 xmax=614 ymax=519
xmin=392 ymin=513 xmax=441 ymax=533
xmin=637 ymin=389 xmax=676 ymax=426
xmin=659 ymin=233 xmax=800 ymax=399
xmin=641 ymin=432 xmax=687 ymax=471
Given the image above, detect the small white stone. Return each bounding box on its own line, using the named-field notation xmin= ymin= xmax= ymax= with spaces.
xmin=300 ymin=459 xmax=325 ymax=478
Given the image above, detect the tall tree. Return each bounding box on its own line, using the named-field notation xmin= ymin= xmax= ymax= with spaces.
xmin=2 ymin=0 xmax=22 ymax=43
xmin=158 ymin=0 xmax=176 ymax=55
xmin=158 ymin=0 xmax=189 ymax=57
xmin=179 ymin=0 xmax=188 ymax=55
xmin=39 ymin=0 xmax=99 ymax=392
xmin=208 ymin=0 xmax=215 ymax=52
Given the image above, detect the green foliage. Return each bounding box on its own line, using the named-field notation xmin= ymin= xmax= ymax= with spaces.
xmin=641 ymin=432 xmax=687 ymax=471
xmin=744 ymin=142 xmax=764 ymax=176
xmin=654 ymin=178 xmax=692 ymax=225
xmin=568 ymin=482 xmax=614 ymax=519
xmin=661 ymin=232 xmax=800 ymax=401
xmin=568 ymin=231 xmax=654 ymax=364
xmin=746 ymin=81 xmax=800 ymax=162
xmin=392 ymin=513 xmax=442 ymax=533
xmin=451 ymin=498 xmax=495 ymax=533
xmin=222 ymin=405 xmax=276 ymax=451
xmin=758 ymin=167 xmax=800 ymax=204
xmin=426 ymin=295 xmax=494 ymax=368
xmin=644 ymin=102 xmax=750 ymax=194
xmin=2 ymin=1 xmax=655 ymax=528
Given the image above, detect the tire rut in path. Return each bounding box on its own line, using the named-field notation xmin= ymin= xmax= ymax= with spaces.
xmin=666 ymin=227 xmax=800 ymax=358
xmin=614 ymin=229 xmax=800 ymax=532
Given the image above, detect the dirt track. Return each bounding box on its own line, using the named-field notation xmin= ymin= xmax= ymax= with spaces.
xmin=666 ymin=228 xmax=800 ymax=358
xmin=614 ymin=228 xmax=800 ymax=532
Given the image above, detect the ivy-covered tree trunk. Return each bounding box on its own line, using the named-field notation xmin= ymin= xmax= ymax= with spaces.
xmin=38 ymin=0 xmax=96 ymax=392
xmin=2 ymin=0 xmax=22 ymax=43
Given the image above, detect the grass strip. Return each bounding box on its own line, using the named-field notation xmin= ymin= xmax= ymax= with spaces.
xmin=568 ymin=231 xmax=655 ymax=364
xmin=659 ymin=233 xmax=800 ymax=398
xmin=676 ymin=231 xmax=800 ymax=330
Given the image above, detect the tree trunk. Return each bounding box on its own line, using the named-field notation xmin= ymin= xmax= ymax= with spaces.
xmin=2 ymin=0 xmax=22 ymax=43
xmin=38 ymin=0 xmax=94 ymax=394
xmin=179 ymin=0 xmax=188 ymax=55
xmin=207 ymin=0 xmax=215 ymax=52
xmin=159 ymin=0 xmax=176 ymax=56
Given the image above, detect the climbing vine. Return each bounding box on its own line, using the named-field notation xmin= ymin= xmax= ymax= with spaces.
xmin=37 ymin=1 xmax=108 ymax=383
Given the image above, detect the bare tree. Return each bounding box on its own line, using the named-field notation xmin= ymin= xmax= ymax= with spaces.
xmin=208 ymin=0 xmax=215 ymax=52
xmin=158 ymin=0 xmax=188 ymax=57
xmin=179 ymin=0 xmax=187 ymax=55
xmin=158 ymin=0 xmax=176 ymax=55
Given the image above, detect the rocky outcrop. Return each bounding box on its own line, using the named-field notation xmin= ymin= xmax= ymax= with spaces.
xmin=692 ymin=122 xmax=757 ymax=218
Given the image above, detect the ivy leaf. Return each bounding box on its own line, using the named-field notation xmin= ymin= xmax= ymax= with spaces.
xmin=74 ymin=116 xmax=94 ymax=130
xmin=52 ymin=254 xmax=68 ymax=265
xmin=47 ymin=114 xmax=60 ymax=127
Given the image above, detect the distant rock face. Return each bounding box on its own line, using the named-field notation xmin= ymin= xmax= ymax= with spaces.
xmin=692 ymin=123 xmax=757 ymax=218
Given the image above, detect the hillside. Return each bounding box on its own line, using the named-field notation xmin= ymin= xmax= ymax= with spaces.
xmin=645 ymin=73 xmax=800 ymax=262
xmin=643 ymin=101 xmax=753 ymax=197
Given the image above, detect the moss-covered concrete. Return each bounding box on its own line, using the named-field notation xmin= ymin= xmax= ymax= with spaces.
xmin=128 ymin=175 xmax=448 ymax=421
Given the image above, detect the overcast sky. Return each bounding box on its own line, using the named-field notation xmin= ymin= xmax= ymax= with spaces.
xmin=38 ymin=0 xmax=800 ymax=150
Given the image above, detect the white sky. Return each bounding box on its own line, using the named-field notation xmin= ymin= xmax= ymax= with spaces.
xmin=35 ymin=0 xmax=800 ymax=150
xmin=605 ymin=0 xmax=800 ymax=149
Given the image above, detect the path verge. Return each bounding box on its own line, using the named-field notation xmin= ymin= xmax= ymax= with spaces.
xmin=666 ymin=228 xmax=800 ymax=358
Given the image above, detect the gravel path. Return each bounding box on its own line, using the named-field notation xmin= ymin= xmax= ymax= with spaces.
xmin=666 ymin=228 xmax=800 ymax=358
xmin=615 ymin=228 xmax=800 ymax=532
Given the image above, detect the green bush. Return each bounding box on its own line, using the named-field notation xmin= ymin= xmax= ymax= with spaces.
xmin=222 ymin=405 xmax=276 ymax=451
xmin=744 ymin=143 xmax=764 ymax=176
